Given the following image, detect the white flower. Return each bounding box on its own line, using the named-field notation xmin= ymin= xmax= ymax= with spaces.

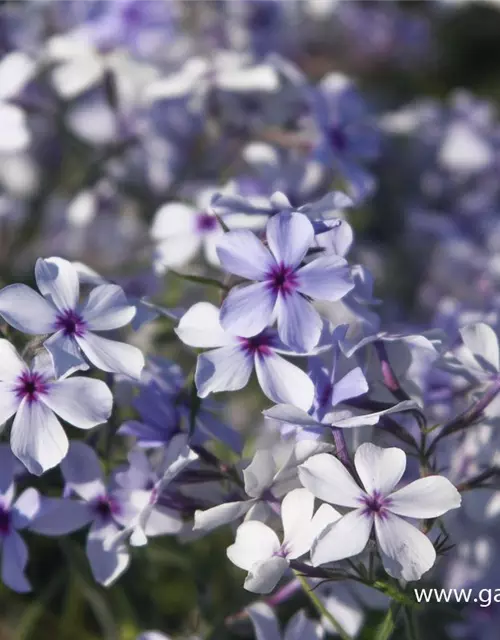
xmin=0 ymin=257 xmax=144 ymax=379
xmin=299 ymin=443 xmax=461 ymax=581
xmin=247 ymin=602 xmax=323 ymax=640
xmin=226 ymin=488 xmax=339 ymax=593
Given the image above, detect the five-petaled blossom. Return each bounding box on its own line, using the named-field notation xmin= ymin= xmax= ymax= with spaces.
xmin=216 ymin=211 xmax=354 ymax=352
xmin=226 ymin=488 xmax=340 ymax=593
xmin=299 ymin=443 xmax=461 ymax=581
xmin=0 ymin=342 xmax=112 ymax=475
xmin=0 ymin=257 xmax=144 ymax=379
xmin=175 ymin=302 xmax=315 ymax=411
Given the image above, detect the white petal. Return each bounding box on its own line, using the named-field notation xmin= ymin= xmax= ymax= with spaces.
xmin=247 ymin=603 xmax=281 ymax=640
xmin=0 ymin=104 xmax=30 ymax=153
xmin=244 ymin=556 xmax=289 ymax=594
xmin=80 ymin=284 xmax=136 ymax=330
xmin=0 ymin=284 xmax=56 ymax=334
xmin=311 ymin=509 xmax=372 ymax=566
xmin=243 ymin=450 xmax=276 ymax=498
xmin=354 ymin=443 xmax=407 ymax=496
xmin=388 ymin=476 xmax=461 ymax=519
xmin=2 ymin=531 xmax=30 ymax=593
xmin=60 ymin=441 xmax=106 ymax=502
xmin=299 ymin=453 xmax=363 ymax=508
xmin=76 ymin=332 xmax=144 ymax=379
xmin=144 ymin=505 xmax=183 ymax=537
xmin=42 ymin=377 xmax=113 ymax=429
xmin=44 ymin=331 xmax=89 ymax=379
xmin=296 ymin=256 xmax=353 ymax=301
xmin=460 ymin=323 xmax=499 ymax=373
xmin=150 ymin=202 xmax=196 ymax=239
xmin=309 ymin=503 xmax=342 ymax=541
xmin=216 ymin=230 xmax=276 ymax=280
xmin=154 ymin=236 xmax=201 ymax=269
xmin=375 ymin=512 xmax=436 ymax=581
xmin=35 ymin=257 xmax=79 ymax=312
xmin=263 ymin=404 xmax=323 ymax=429
xmin=10 ymin=399 xmax=68 ymax=476
xmin=194 ymin=501 xmax=253 ymax=532
xmin=255 ymin=352 xmax=314 ymax=411
xmin=227 ymin=520 xmax=281 ymax=571
xmin=175 ymin=302 xmax=233 ymax=348
xmin=331 ymin=367 xmax=369 ymax=406
xmin=285 ymin=610 xmax=322 ymax=640
xmin=266 ymin=212 xmax=314 ymax=269
xmin=0 ymin=340 xmax=26 ymax=382
xmin=86 ymin=520 xmax=130 ymax=587
xmin=195 ymin=346 xmax=253 ymax=396
xmin=276 ymin=291 xmax=323 ymax=353
xmin=220 ymin=282 xmax=276 ymax=338
xmin=281 ymin=488 xmax=315 ymax=559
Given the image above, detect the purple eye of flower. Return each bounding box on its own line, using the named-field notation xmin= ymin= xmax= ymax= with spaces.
xmin=267 ymin=263 xmax=299 ymax=296
xmin=0 ymin=505 xmax=11 ymax=536
xmin=329 ymin=126 xmax=348 ymax=152
xmin=239 ymin=331 xmax=275 ymax=356
xmin=196 ymin=213 xmax=218 ymax=234
xmin=93 ymin=495 xmax=121 ymax=521
xmin=360 ymin=490 xmax=392 ymax=519
xmin=54 ymin=309 xmax=87 ymax=337
xmin=14 ymin=371 xmax=49 ymax=404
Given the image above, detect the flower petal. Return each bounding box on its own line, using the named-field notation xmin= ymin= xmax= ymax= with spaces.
xmin=255 ymin=351 xmax=314 ymax=411
xmin=331 ymin=367 xmax=369 ymax=406
xmin=11 ymin=488 xmax=41 ymax=529
xmin=354 ymin=443 xmax=407 ymax=496
xmin=0 ymin=284 xmax=56 ymax=334
xmin=175 ymin=302 xmax=234 ymax=348
xmin=76 ymin=332 xmax=144 ymax=379
xmin=10 ymin=399 xmax=68 ymax=476
xmin=195 ymin=346 xmax=252 ymax=397
xmin=28 ymin=496 xmax=92 ymax=535
xmin=296 ymin=255 xmax=353 ymax=301
xmin=0 ymin=340 xmax=27 ymax=382
xmin=86 ymin=520 xmax=130 ymax=586
xmin=150 ymin=202 xmax=196 ymax=239
xmin=43 ymin=331 xmax=89 ymax=379
xmin=0 ymin=383 xmax=20 ymax=426
xmin=281 ymin=488 xmax=315 ymax=559
xmin=299 ymin=453 xmax=362 ymax=508
xmin=227 ymin=520 xmax=281 ymax=571
xmin=80 ymin=284 xmax=136 ymax=330
xmin=42 ymin=377 xmax=113 ymax=429
xmin=220 ymin=282 xmax=276 ymax=338
xmin=263 ymin=403 xmax=323 ymax=428
xmin=194 ymin=501 xmax=253 ymax=532
xmin=266 ymin=212 xmax=314 ymax=269
xmin=276 ymin=291 xmax=322 ymax=352
xmin=60 ymin=441 xmax=106 ymax=502
xmin=216 ymin=230 xmax=275 ymax=280
xmin=35 ymin=257 xmax=79 ymax=312
xmin=311 ymin=509 xmax=372 ymax=566
xmin=375 ymin=512 xmax=436 ymax=581
xmin=388 ymin=476 xmax=461 ymax=519
xmin=247 ymin=602 xmax=281 ymax=640
xmin=2 ymin=531 xmax=30 ymax=593
xmin=460 ymin=323 xmax=499 ymax=374
xmin=244 ymin=556 xmax=289 ymax=594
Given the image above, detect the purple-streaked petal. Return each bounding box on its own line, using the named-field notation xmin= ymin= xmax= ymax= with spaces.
xmin=35 ymin=257 xmax=79 ymax=312
xmin=255 ymin=352 xmax=314 ymax=411
xmin=354 ymin=443 xmax=407 ymax=497
xmin=175 ymin=302 xmax=234 ymax=348
xmin=247 ymin=602 xmax=281 ymax=640
xmin=220 ymin=283 xmax=276 ymax=338
xmin=266 ymin=212 xmax=314 ymax=269
xmin=296 ymin=256 xmax=353 ymax=301
xmin=0 ymin=284 xmax=56 ymax=334
xmin=42 ymin=377 xmax=113 ymax=429
xmin=276 ymin=292 xmax=322 ymax=353
xmin=281 ymin=488 xmax=315 ymax=559
xmin=60 ymin=441 xmax=106 ymax=502
xmin=11 ymin=488 xmax=41 ymax=529
xmin=299 ymin=453 xmax=362 ymax=508
xmin=331 ymin=367 xmax=368 ymax=406
xmin=86 ymin=520 xmax=130 ymax=586
xmin=388 ymin=476 xmax=461 ymax=519
xmin=43 ymin=331 xmax=89 ymax=379
xmin=0 ymin=340 xmax=27 ymax=382
xmin=194 ymin=501 xmax=253 ymax=533
xmin=80 ymin=284 xmax=136 ymax=330
xmin=29 ymin=497 xmax=92 ymax=535
xmin=195 ymin=346 xmax=253 ymax=397
xmin=374 ymin=512 xmax=436 ymax=581
xmin=10 ymin=399 xmax=68 ymax=476
xmin=245 ymin=556 xmax=289 ymax=594
xmin=227 ymin=520 xmax=281 ymax=571
xmin=216 ymin=230 xmax=275 ymax=280
xmin=2 ymin=530 xmax=30 ymax=593
xmin=311 ymin=509 xmax=372 ymax=566
xmin=76 ymin=332 xmax=144 ymax=379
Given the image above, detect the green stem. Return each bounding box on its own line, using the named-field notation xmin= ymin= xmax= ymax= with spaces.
xmin=294 ymin=571 xmax=352 ymax=640
xmin=402 ymin=606 xmax=421 ymax=640
xmin=374 ymin=601 xmax=402 ymax=640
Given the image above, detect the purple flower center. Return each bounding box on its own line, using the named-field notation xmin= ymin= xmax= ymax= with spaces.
xmin=14 ymin=371 xmax=49 ymax=404
xmin=239 ymin=331 xmax=276 ymax=357
xmin=93 ymin=495 xmax=121 ymax=521
xmin=359 ymin=490 xmax=392 ymax=519
xmin=0 ymin=505 xmax=11 ymax=536
xmin=54 ymin=309 xmax=87 ymax=337
xmin=267 ymin=262 xmax=299 ymax=297
xmin=196 ymin=213 xmax=218 ymax=234
xmin=329 ymin=126 xmax=348 ymax=152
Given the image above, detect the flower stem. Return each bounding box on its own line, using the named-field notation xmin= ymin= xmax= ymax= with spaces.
xmin=374 ymin=601 xmax=402 ymax=640
xmin=293 ymin=571 xmax=352 ymax=640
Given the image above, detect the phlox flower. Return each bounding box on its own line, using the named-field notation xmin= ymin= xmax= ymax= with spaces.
xmin=247 ymin=602 xmax=323 ymax=640
xmin=0 ymin=342 xmax=112 ymax=475
xmin=0 ymin=256 xmax=144 ymax=379
xmin=226 ymin=488 xmax=339 ymax=593
xmin=299 ymin=443 xmax=461 ymax=581
xmin=217 ymin=211 xmax=353 ymax=352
